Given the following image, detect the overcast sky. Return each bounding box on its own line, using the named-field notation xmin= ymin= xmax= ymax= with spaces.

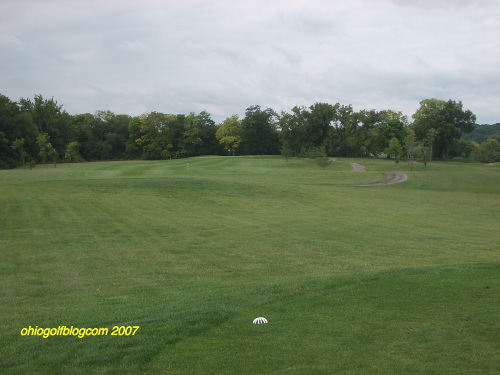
xmin=1 ymin=0 xmax=499 ymax=124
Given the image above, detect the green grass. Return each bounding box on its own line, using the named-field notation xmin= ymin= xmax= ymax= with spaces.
xmin=1 ymin=156 xmax=499 ymax=374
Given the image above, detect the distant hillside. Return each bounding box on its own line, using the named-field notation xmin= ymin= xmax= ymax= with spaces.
xmin=462 ymin=123 xmax=500 ymax=143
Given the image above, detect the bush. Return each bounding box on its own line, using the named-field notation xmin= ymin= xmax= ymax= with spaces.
xmin=476 ymin=139 xmax=500 ymax=163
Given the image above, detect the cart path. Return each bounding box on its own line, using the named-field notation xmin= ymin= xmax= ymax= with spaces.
xmin=357 ymin=171 xmax=408 ymax=186
xmin=349 ymin=162 xmax=407 ymax=186
xmin=349 ymin=163 xmax=366 ymax=171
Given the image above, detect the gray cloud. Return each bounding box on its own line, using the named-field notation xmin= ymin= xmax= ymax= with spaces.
xmin=1 ymin=0 xmax=498 ymax=124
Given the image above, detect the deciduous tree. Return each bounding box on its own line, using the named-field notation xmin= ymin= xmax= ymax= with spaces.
xmin=240 ymin=106 xmax=278 ymax=155
xmin=216 ymin=115 xmax=242 ymax=156
xmin=476 ymin=139 xmax=500 ymax=163
xmin=385 ymin=137 xmax=403 ymax=164
xmin=374 ymin=110 xmax=408 ymax=155
xmin=404 ymin=129 xmax=417 ymax=171
xmin=280 ymin=141 xmax=292 ymax=161
xmin=417 ymin=145 xmax=430 ymax=170
xmin=12 ymin=138 xmax=28 ymax=166
xmin=64 ymin=141 xmax=83 ymax=164
xmin=278 ymin=107 xmax=308 ymax=156
xmin=412 ymin=99 xmax=476 ymax=159
xmin=36 ymin=133 xmax=51 ymax=164
xmin=19 ymin=94 xmax=72 ymax=154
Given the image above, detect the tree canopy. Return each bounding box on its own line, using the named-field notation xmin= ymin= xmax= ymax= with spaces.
xmin=0 ymin=93 xmax=493 ymax=169
xmin=412 ymin=99 xmax=476 ymax=159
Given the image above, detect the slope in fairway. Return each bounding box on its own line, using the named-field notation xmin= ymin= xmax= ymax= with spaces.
xmin=1 ymin=156 xmax=498 ymax=374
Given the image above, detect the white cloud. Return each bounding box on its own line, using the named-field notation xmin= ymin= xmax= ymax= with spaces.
xmin=0 ymin=0 xmax=498 ymax=124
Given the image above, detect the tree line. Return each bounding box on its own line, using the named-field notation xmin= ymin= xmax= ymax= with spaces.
xmin=1 ymin=93 xmax=498 ymax=169
xmin=462 ymin=123 xmax=500 ymax=144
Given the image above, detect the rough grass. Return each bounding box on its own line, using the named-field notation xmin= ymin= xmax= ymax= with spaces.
xmin=1 ymin=156 xmax=499 ymax=374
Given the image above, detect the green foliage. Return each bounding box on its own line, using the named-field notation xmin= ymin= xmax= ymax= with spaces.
xmin=278 ymin=106 xmax=308 ymax=157
xmin=307 ymin=145 xmax=329 ymax=168
xmin=36 ymin=133 xmax=51 ymax=164
xmin=416 ymin=145 xmax=431 ymax=170
xmin=47 ymin=144 xmax=58 ymax=167
xmin=475 ymin=138 xmax=500 ymax=163
xmin=296 ymin=145 xmax=327 ymax=160
xmin=426 ymin=128 xmax=437 ymax=164
xmin=452 ymin=138 xmax=475 ymax=159
xmin=0 ymin=131 xmax=14 ymax=168
xmin=136 ymin=112 xmax=177 ymax=160
xmin=412 ymin=99 xmax=476 ymax=159
xmin=181 ymin=112 xmax=204 ymax=155
xmin=462 ymin=123 xmax=500 ymax=144
xmin=216 ymin=115 xmax=242 ymax=155
xmin=0 ymin=93 xmax=223 ymax=168
xmin=0 ymin=96 xmax=22 ymax=168
xmin=384 ymin=136 xmax=403 ymax=163
xmin=298 ymin=145 xmax=309 ymax=158
xmin=308 ymin=102 xmax=338 ymax=146
xmin=374 ymin=110 xmax=408 ymax=152
xmin=308 ymin=145 xmax=326 ymax=159
xmin=19 ymin=94 xmax=73 ymax=153
xmin=0 ymin=93 xmax=487 ymax=170
xmin=316 ymin=156 xmax=329 ymax=169
xmin=324 ymin=104 xmax=356 ymax=157
xmin=18 ymin=94 xmax=63 ymax=134
xmin=11 ymin=138 xmax=28 ymax=166
xmin=404 ymin=129 xmax=417 ymax=170
xmin=240 ymin=105 xmax=279 ymax=155
xmin=280 ymin=140 xmax=292 ymax=161
xmin=64 ymin=141 xmax=83 ymax=163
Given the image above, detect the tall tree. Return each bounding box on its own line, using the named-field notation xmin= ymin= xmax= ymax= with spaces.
xmin=373 ymin=110 xmax=408 ymax=155
xmin=0 ymin=131 xmax=13 ymax=168
xmin=124 ymin=117 xmax=142 ymax=159
xmin=64 ymin=141 xmax=83 ymax=164
xmin=280 ymin=141 xmax=292 ymax=161
xmin=18 ymin=94 xmax=72 ymax=154
xmin=0 ymin=95 xmax=22 ymax=166
xmin=385 ymin=137 xmax=403 ymax=164
xmin=412 ymin=99 xmax=476 ymax=159
xmin=416 ymin=145 xmax=431 ymax=170
xmin=278 ymin=106 xmax=308 ymax=156
xmin=18 ymin=95 xmax=62 ymax=133
xmin=196 ymin=111 xmax=219 ymax=155
xmin=14 ymin=113 xmax=38 ymax=161
xmin=136 ymin=112 xmax=176 ymax=160
xmin=11 ymin=138 xmax=28 ymax=166
xmin=240 ymin=105 xmax=279 ymax=155
xmin=426 ymin=128 xmax=437 ymax=166
xmin=216 ymin=115 xmax=242 ymax=156
xmin=352 ymin=109 xmax=382 ymax=157
xmin=36 ymin=133 xmax=51 ymax=164
xmin=180 ymin=112 xmax=204 ymax=156
xmin=325 ymin=104 xmax=356 ymax=157
xmin=308 ymin=102 xmax=338 ymax=147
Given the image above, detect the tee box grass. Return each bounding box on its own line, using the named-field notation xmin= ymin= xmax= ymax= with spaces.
xmin=0 ymin=156 xmax=498 ymax=374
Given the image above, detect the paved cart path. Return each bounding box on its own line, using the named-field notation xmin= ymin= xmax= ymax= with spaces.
xmin=357 ymin=171 xmax=408 ymax=186
xmin=349 ymin=163 xmax=366 ymax=171
xmin=349 ymin=162 xmax=407 ymax=186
